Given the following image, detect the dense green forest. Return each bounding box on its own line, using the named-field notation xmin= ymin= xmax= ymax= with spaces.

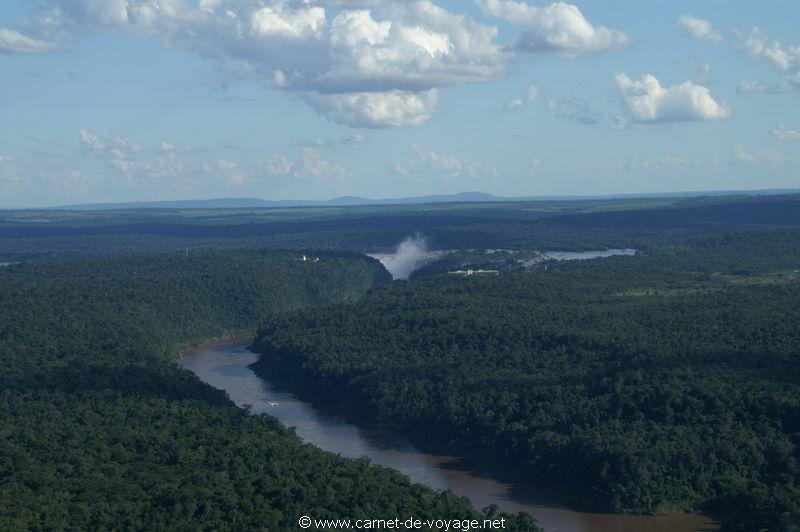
xmin=252 ymin=230 xmax=800 ymax=531
xmin=3 ymin=194 xmax=799 ymax=530
xmin=0 ymin=250 xmax=541 ymax=531
xmin=2 ymin=195 xmax=798 ymax=262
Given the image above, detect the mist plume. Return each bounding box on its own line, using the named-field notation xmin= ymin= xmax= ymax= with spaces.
xmin=382 ymin=235 xmax=431 ymax=280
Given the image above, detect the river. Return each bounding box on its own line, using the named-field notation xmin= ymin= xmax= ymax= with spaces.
xmin=180 ymin=340 xmax=718 ymax=532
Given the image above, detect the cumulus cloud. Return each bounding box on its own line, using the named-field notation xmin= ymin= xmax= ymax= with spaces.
xmin=80 ymin=128 xmax=141 ymax=174
xmin=320 ymin=5 xmax=503 ymax=91
xmin=250 ymin=4 xmax=327 ymax=39
xmin=262 ymin=148 xmax=348 ymax=181
xmin=392 ymin=144 xmax=499 ymax=180
xmin=771 ymin=123 xmax=800 ymax=141
xmin=615 ymin=73 xmax=730 ymax=123
xmin=677 ymin=15 xmax=723 ymax=43
xmin=475 ymin=0 xmax=632 ymax=57
xmin=215 ymin=159 xmax=250 ymax=184
xmin=302 ymin=89 xmax=439 ymax=127
xmin=736 ymin=29 xmax=800 ymax=94
xmin=80 ymin=128 xmax=212 ymax=180
xmin=738 ymin=29 xmax=800 ymax=72
xmin=25 ymin=0 xmax=505 ymax=128
xmin=0 ymin=27 xmax=59 ymax=54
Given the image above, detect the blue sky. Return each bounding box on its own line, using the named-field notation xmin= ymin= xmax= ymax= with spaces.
xmin=0 ymin=0 xmax=798 ymax=208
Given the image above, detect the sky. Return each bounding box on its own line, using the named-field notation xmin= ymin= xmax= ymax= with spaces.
xmin=0 ymin=0 xmax=799 ymax=208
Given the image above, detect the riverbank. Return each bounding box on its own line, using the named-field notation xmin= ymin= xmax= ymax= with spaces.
xmin=179 ymin=330 xmax=256 ymax=360
xmin=189 ymin=339 xmax=718 ymax=532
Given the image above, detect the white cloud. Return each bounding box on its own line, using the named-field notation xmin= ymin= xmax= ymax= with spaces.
xmin=262 ymin=148 xmax=348 ymax=181
xmin=503 ymin=98 xmax=525 ymax=111
xmin=26 ymin=0 xmax=504 ymax=128
xmin=677 ymin=15 xmax=723 ymax=43
xmin=319 ymin=3 xmax=504 ymax=92
xmin=0 ymin=27 xmax=59 ymax=54
xmin=263 ymin=154 xmax=295 ymax=176
xmin=615 ymin=73 xmax=730 ymax=123
xmin=0 ymin=161 xmax=89 ymax=197
xmin=623 ymin=152 xmax=709 ymax=174
xmin=475 ymin=0 xmax=632 ymax=57
xmin=736 ymin=29 xmax=800 ymax=94
xmin=523 ymin=84 xmax=600 ymax=125
xmin=294 ymin=133 xmax=368 ymax=149
xmin=771 ymin=123 xmax=800 ymax=141
xmin=392 ymin=144 xmax=499 ymax=180
xmin=79 ymin=128 xmax=141 ymax=174
xmin=80 ymin=128 xmax=207 ymax=180
xmin=217 ymin=159 xmax=250 ymax=184
xmin=737 ymin=76 xmax=799 ymax=94
xmin=738 ymin=29 xmax=800 ymax=72
xmin=250 ymin=4 xmax=327 ymax=39
xmin=303 ymin=89 xmax=438 ymax=128
xmin=733 ymin=143 xmax=787 ymax=167
xmin=158 ymin=141 xmax=208 ymax=154
xmin=733 ymin=143 xmax=757 ymax=163
xmin=737 ymin=79 xmax=768 ymax=94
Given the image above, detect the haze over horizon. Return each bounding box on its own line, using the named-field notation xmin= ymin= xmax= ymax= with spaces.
xmin=1 ymin=0 xmax=799 ymax=208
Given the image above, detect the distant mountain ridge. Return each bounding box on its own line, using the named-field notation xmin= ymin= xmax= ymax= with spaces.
xmin=56 ymin=192 xmax=501 ymax=210
xmin=54 ymin=189 xmax=799 ymax=211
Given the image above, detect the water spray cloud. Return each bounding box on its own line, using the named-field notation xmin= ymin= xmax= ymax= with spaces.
xmin=381 ymin=235 xmax=431 ymax=280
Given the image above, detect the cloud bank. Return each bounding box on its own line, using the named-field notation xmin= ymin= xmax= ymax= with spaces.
xmin=615 ymin=74 xmax=730 ymax=124
xmin=475 ymin=0 xmax=632 ymax=57
xmin=391 ymin=144 xmax=499 ymax=180
xmin=23 ymin=0 xmax=506 ymax=128
xmin=263 ymin=148 xmax=348 ymax=181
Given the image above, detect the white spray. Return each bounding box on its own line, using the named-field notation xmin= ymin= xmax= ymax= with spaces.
xmin=381 ymin=235 xmax=431 ymax=280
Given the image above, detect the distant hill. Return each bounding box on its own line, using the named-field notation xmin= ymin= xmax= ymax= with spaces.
xmin=52 ymin=189 xmax=799 ymax=211
xmin=55 ymin=192 xmax=504 ymax=211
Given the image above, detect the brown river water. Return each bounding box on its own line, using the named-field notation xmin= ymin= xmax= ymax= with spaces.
xmin=180 ymin=340 xmax=718 ymax=532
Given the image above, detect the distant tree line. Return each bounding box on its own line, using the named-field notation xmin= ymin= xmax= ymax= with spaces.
xmin=2 ymin=195 xmax=798 ymax=262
